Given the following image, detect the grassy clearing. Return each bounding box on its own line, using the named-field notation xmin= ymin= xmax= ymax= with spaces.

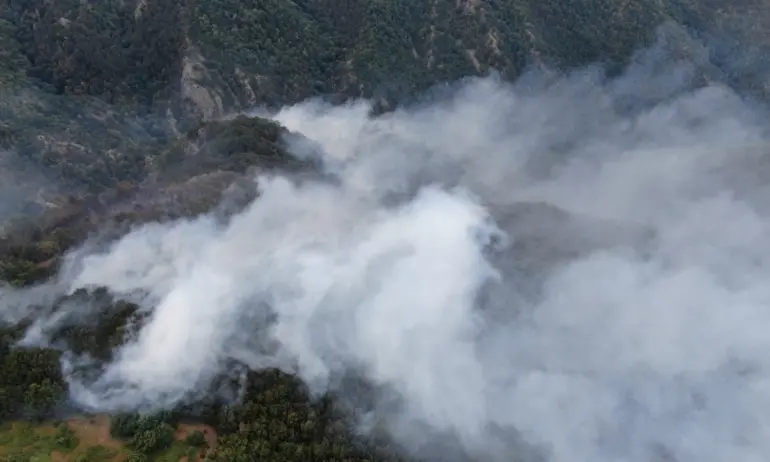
xmin=0 ymin=416 xmax=215 ymax=462
xmin=0 ymin=421 xmax=68 ymax=462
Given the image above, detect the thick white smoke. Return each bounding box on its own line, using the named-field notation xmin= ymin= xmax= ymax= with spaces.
xmin=10 ymin=34 xmax=770 ymax=462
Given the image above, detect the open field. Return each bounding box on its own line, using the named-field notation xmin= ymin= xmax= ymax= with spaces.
xmin=0 ymin=415 xmax=216 ymax=462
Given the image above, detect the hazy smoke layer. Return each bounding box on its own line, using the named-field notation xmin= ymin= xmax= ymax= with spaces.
xmin=12 ymin=38 xmax=770 ymax=462
xmin=0 ymin=150 xmax=60 ymax=231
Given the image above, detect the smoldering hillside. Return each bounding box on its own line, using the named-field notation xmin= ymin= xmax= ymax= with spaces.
xmin=0 ymin=149 xmax=63 ymax=228
xmin=5 ymin=32 xmax=770 ymax=462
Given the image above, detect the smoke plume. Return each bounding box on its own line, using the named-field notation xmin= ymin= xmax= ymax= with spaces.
xmin=9 ymin=31 xmax=770 ymax=462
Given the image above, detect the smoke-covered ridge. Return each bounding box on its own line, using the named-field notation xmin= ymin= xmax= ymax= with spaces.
xmin=6 ymin=36 xmax=770 ymax=462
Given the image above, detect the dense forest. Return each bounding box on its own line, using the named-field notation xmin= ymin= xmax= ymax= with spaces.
xmin=1 ymin=0 xmax=770 ymax=197
xmin=2 ymin=0 xmax=770 ymax=460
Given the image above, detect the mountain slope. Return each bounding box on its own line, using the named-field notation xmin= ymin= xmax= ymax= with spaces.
xmin=3 ymin=2 xmax=770 ymax=461
xmin=1 ymin=0 xmax=769 ymax=201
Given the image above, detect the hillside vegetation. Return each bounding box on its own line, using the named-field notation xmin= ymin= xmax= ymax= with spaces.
xmin=1 ymin=0 xmax=769 ymax=198
xmin=1 ymin=0 xmax=770 ymax=461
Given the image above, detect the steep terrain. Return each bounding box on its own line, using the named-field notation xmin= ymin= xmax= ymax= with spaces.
xmin=1 ymin=0 xmax=770 ymax=201
xmin=2 ymin=0 xmax=770 ymax=461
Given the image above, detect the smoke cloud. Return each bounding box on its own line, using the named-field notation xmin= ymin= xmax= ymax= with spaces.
xmin=8 ymin=31 xmax=770 ymax=462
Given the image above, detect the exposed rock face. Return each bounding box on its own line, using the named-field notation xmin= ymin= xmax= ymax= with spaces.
xmin=180 ymin=50 xmax=225 ymax=122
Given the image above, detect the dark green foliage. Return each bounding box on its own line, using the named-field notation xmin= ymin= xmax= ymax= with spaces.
xmin=49 ymin=295 xmax=143 ymax=362
xmin=54 ymin=422 xmax=79 ymax=451
xmin=157 ymin=115 xmax=309 ymax=183
xmin=184 ymin=430 xmax=205 ymax=447
xmin=191 ymin=0 xmax=342 ymax=104
xmin=0 ymin=0 xmax=174 ymax=195
xmin=0 ymin=0 xmax=766 ymax=201
xmin=198 ymin=369 xmax=406 ymax=462
xmin=111 ymin=412 xmax=177 ymax=454
xmin=0 ymin=328 xmax=66 ymax=422
xmin=110 ymin=412 xmax=174 ymax=441
xmin=185 ymin=0 xmax=715 ymax=107
xmin=124 ymin=452 xmax=148 ymax=462
xmin=74 ymin=444 xmax=118 ymax=462
xmin=0 ymin=259 xmax=50 ymax=288
xmin=130 ymin=423 xmax=175 ymax=454
xmin=6 ymin=0 xmax=184 ymax=104
xmin=0 ymin=199 xmax=100 ymax=286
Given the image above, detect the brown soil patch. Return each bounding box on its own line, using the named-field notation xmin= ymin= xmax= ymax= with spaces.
xmin=68 ymin=415 xmax=124 ymax=450
xmin=3 ymin=415 xmax=218 ymax=462
xmin=51 ymin=415 xmax=125 ymax=462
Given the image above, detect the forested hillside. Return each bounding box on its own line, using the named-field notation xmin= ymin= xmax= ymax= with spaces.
xmin=2 ymin=0 xmax=770 ymax=460
xmin=1 ymin=0 xmax=769 ymax=198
